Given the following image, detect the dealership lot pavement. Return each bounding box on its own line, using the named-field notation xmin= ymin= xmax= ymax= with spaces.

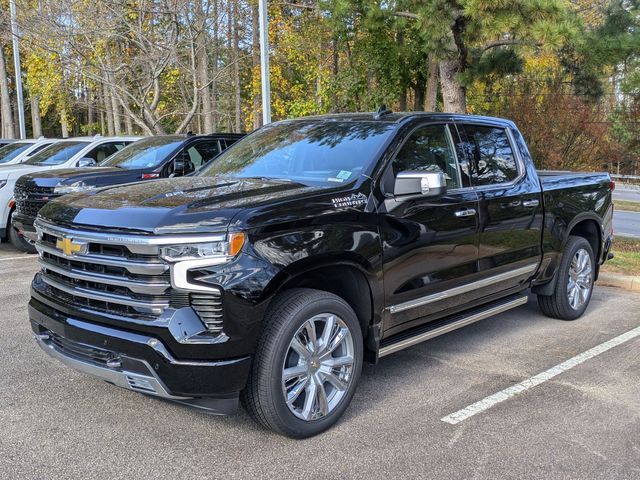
xmin=1 ymin=243 xmax=639 ymax=479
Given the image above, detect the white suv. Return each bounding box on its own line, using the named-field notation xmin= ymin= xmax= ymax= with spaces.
xmin=1 ymin=135 xmax=141 ymax=251
xmin=0 ymin=137 xmax=57 ymax=166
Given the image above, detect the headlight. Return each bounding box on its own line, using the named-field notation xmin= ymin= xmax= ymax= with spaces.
xmin=53 ymin=182 xmax=94 ymax=194
xmin=0 ymin=180 xmax=6 ymax=189
xmin=159 ymin=232 xmax=245 ymax=262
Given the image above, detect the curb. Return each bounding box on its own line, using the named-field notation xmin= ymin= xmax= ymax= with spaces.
xmin=598 ymin=272 xmax=640 ymax=292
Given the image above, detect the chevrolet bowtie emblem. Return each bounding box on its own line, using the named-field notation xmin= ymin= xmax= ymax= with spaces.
xmin=56 ymin=237 xmax=86 ymax=256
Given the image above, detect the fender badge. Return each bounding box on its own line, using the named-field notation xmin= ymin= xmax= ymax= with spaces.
xmin=331 ymin=192 xmax=367 ymax=208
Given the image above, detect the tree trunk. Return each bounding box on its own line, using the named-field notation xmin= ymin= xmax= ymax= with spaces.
xmin=399 ymin=90 xmax=407 ymax=111
xmin=102 ymin=82 xmax=115 ymax=136
xmin=86 ymin=87 xmax=94 ymax=136
xmin=251 ymin=1 xmax=261 ymax=129
xmin=0 ymin=44 xmax=15 ymax=138
xmin=233 ymin=0 xmax=241 ymax=132
xmin=439 ymin=59 xmax=466 ymax=113
xmin=30 ymin=95 xmax=42 ymax=138
xmin=425 ymin=54 xmax=439 ymax=111
xmin=211 ymin=0 xmax=219 ymax=130
xmin=60 ymin=109 xmax=70 ymax=138
xmin=413 ymin=86 xmax=425 ymax=111
xmin=196 ymin=1 xmax=213 ymax=133
xmin=397 ymin=31 xmax=407 ymax=111
xmin=110 ymin=84 xmax=122 ymax=135
xmin=124 ymin=109 xmax=134 ymax=135
xmin=226 ymin=0 xmax=234 ymax=131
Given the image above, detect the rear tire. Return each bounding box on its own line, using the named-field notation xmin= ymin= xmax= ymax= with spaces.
xmin=537 ymin=235 xmax=595 ymax=320
xmin=8 ymin=214 xmax=37 ymax=254
xmin=242 ymin=288 xmax=363 ymax=438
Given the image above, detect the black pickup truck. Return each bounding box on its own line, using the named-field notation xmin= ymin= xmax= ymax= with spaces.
xmin=28 ymin=113 xmax=614 ymax=438
xmin=12 ymin=133 xmax=243 ymax=252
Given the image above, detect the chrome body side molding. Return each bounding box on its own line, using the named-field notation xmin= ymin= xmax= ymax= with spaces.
xmin=387 ymin=263 xmax=538 ymax=314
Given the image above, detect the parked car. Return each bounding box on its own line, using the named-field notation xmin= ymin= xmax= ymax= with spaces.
xmin=28 ymin=113 xmax=613 ymax=438
xmin=0 ymin=137 xmax=56 ymax=166
xmin=12 ymin=133 xmax=244 ymax=252
xmin=0 ymin=135 xmax=140 ymax=251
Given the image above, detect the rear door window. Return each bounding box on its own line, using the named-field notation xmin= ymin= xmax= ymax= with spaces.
xmin=459 ymin=125 xmax=519 ymax=186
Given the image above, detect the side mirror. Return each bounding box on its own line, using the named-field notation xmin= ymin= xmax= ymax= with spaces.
xmin=77 ymin=157 xmax=96 ymax=168
xmin=394 ymin=171 xmax=447 ymax=199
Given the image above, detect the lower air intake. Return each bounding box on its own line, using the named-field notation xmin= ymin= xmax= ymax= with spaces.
xmin=190 ymin=293 xmax=224 ymax=334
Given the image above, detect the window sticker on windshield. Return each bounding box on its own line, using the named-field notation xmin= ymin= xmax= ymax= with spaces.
xmin=328 ymin=177 xmax=344 ymax=183
xmin=337 ymin=170 xmax=351 ymax=180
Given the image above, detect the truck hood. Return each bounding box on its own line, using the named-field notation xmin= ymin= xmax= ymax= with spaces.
xmin=0 ymin=164 xmax=57 ymax=181
xmin=19 ymin=167 xmax=147 ymax=188
xmin=38 ymin=176 xmax=346 ymax=234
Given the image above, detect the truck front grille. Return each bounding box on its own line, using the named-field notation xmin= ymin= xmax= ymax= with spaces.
xmin=14 ymin=183 xmax=59 ymax=218
xmin=35 ymin=221 xmax=225 ymax=333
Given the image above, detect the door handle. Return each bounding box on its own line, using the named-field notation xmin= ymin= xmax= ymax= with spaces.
xmin=454 ymin=208 xmax=477 ymax=218
xmin=522 ymin=199 xmax=540 ymax=208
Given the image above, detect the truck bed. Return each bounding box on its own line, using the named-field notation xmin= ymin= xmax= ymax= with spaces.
xmin=538 ymin=170 xmax=612 ymax=191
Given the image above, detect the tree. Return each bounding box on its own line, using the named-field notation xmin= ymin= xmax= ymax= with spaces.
xmin=338 ymin=0 xmax=571 ymax=113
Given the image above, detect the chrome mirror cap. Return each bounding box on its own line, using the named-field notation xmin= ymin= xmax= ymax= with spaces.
xmin=394 ymin=171 xmax=447 ymax=199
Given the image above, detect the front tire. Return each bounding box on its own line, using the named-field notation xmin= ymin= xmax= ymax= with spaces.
xmin=242 ymin=288 xmax=363 ymax=438
xmin=538 ymin=235 xmax=595 ymax=320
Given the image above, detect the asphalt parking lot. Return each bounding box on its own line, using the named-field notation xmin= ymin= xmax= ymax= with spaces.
xmin=1 ymin=244 xmax=639 ymax=479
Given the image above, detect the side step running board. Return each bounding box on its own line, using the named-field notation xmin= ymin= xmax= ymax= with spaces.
xmin=378 ymin=294 xmax=528 ymax=358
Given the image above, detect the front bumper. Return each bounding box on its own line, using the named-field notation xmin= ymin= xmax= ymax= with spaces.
xmin=29 ymin=296 xmax=252 ymax=414
xmin=11 ymin=212 xmax=37 ymax=241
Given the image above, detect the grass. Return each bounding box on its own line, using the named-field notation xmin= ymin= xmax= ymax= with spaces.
xmin=615 ymin=200 xmax=640 ymax=213
xmin=601 ymin=236 xmax=640 ymax=276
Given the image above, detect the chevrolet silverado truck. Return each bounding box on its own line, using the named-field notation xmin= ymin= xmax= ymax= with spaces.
xmin=28 ymin=112 xmax=614 ymax=438
xmin=12 ymin=133 xmax=244 ymax=252
xmin=1 ymin=135 xmax=140 ymax=251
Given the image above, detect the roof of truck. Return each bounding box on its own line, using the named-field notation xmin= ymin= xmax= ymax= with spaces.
xmin=279 ymin=111 xmax=516 ymax=127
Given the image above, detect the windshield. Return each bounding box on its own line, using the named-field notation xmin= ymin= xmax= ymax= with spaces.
xmin=198 ymin=121 xmax=396 ymax=186
xmin=100 ymin=137 xmax=183 ymax=169
xmin=0 ymin=142 xmax=32 ymax=164
xmin=24 ymin=141 xmax=88 ymax=166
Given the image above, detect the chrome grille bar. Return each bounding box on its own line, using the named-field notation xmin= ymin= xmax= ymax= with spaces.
xmin=36 ymin=243 xmax=168 ymax=275
xmin=41 ymin=274 xmax=169 ymax=315
xmin=39 ymin=259 xmax=170 ymax=295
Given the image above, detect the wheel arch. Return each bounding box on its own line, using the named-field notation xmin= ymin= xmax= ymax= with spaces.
xmin=266 ymin=256 xmax=382 ymax=354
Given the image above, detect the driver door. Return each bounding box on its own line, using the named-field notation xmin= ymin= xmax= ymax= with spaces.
xmin=380 ymin=123 xmax=480 ymax=335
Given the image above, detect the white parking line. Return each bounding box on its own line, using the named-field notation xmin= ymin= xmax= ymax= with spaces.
xmin=441 ymin=325 xmax=640 ymax=425
xmin=0 ymin=255 xmax=37 ymax=262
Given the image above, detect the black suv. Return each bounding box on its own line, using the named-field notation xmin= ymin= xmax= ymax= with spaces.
xmin=13 ymin=133 xmax=244 ymax=250
xmin=28 ymin=113 xmax=613 ymax=438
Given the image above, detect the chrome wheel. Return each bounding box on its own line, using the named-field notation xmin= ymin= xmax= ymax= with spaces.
xmin=281 ymin=313 xmax=354 ymax=421
xmin=567 ymin=248 xmax=593 ymax=310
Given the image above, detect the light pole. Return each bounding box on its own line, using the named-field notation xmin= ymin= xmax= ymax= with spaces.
xmin=9 ymin=0 xmax=26 ymax=139
xmin=258 ymin=0 xmax=271 ymax=125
